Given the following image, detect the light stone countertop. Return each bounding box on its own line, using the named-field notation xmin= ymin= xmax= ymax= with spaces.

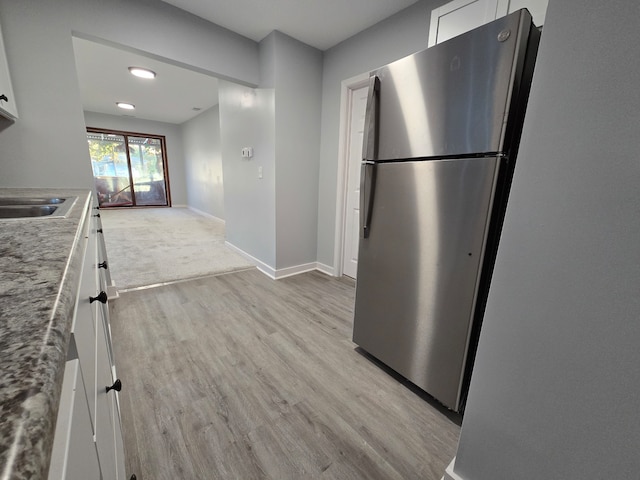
xmin=0 ymin=188 xmax=92 ymax=480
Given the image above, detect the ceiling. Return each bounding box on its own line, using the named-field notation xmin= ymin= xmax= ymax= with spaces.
xmin=74 ymin=0 xmax=419 ymax=125
xmin=160 ymin=0 xmax=419 ymax=51
xmin=73 ymin=37 xmax=220 ymax=125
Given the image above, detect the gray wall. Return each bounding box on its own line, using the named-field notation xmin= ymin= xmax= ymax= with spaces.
xmin=316 ymin=0 xmax=443 ymax=268
xmin=182 ymin=106 xmax=224 ymax=217
xmin=219 ymin=81 xmax=276 ymax=267
xmin=0 ymin=0 xmax=258 ymax=189
xmin=219 ymin=32 xmax=322 ymax=274
xmin=269 ymin=32 xmax=323 ymax=270
xmin=451 ymin=0 xmax=640 ymax=478
xmin=83 ymin=111 xmax=187 ymax=206
xmin=0 ymin=2 xmax=91 ymax=188
xmin=0 ymin=0 xmax=323 ymax=274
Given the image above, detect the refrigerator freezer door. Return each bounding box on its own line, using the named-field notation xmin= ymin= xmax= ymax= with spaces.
xmin=353 ymin=157 xmax=499 ymax=411
xmin=370 ymin=9 xmax=532 ymax=160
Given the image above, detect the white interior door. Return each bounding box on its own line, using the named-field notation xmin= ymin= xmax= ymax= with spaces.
xmin=342 ymin=85 xmax=368 ymax=279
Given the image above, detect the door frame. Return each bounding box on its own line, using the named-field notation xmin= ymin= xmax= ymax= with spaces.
xmin=333 ymin=72 xmax=370 ymax=277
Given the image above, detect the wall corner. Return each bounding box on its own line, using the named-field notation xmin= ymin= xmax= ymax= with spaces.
xmin=443 ymin=457 xmax=466 ymax=480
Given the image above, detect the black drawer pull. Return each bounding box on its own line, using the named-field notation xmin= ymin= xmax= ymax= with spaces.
xmin=106 ymin=379 xmax=122 ymax=393
xmin=98 ymin=261 xmax=108 ymax=269
xmin=89 ymin=291 xmax=108 ymax=304
xmin=97 ymin=228 xmax=103 ymax=233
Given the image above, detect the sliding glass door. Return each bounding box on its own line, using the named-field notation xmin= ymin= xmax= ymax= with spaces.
xmin=87 ymin=128 xmax=171 ymax=208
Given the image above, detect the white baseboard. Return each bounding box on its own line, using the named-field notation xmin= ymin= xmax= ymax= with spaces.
xmin=315 ymin=262 xmax=336 ymax=276
xmin=272 ymin=262 xmax=318 ymax=279
xmin=442 ymin=458 xmax=465 ymax=480
xmin=107 ymin=283 xmax=120 ymax=300
xmin=187 ymin=205 xmax=225 ymax=223
xmin=224 ymin=242 xmax=340 ymax=280
xmin=224 ymin=241 xmax=273 ymax=277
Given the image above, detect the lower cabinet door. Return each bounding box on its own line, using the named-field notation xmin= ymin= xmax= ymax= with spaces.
xmin=72 ymin=227 xmax=98 ymax=431
xmin=95 ymin=303 xmax=118 ymax=480
xmin=49 ymin=359 xmax=101 ymax=480
xmin=112 ymin=389 xmax=127 ymax=479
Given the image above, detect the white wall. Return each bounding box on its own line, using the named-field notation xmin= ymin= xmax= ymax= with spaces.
xmin=450 ymin=0 xmax=640 ymax=478
xmin=83 ymin=111 xmax=187 ymax=205
xmin=219 ymin=81 xmax=276 ymax=267
xmin=182 ymin=106 xmax=224 ymax=217
xmin=0 ymin=0 xmax=258 ymax=189
xmin=316 ymin=0 xmax=443 ymax=268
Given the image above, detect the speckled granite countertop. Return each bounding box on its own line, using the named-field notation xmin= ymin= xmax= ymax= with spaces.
xmin=0 ymin=188 xmax=92 ymax=479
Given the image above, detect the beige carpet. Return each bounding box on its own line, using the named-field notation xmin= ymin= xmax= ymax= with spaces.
xmin=100 ymin=207 xmax=254 ymax=290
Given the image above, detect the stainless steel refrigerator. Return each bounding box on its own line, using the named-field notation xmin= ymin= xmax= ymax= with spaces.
xmin=352 ymin=9 xmax=540 ymax=412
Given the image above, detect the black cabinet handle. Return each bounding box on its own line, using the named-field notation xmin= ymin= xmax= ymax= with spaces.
xmin=89 ymin=291 xmax=108 ymax=304
xmin=93 ymin=213 xmax=100 ymax=218
xmin=97 ymin=228 xmax=103 ymax=233
xmin=98 ymin=261 xmax=108 ymax=269
xmin=0 ymin=94 xmax=7 ymax=102
xmin=106 ymin=379 xmax=122 ymax=393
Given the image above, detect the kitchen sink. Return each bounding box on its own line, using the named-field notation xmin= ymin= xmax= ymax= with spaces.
xmin=0 ymin=197 xmax=66 ymax=206
xmin=0 ymin=205 xmax=59 ymax=218
xmin=0 ymin=196 xmax=78 ymax=220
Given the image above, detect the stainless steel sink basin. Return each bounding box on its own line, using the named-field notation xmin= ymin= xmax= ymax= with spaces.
xmin=0 ymin=196 xmax=77 ymax=220
xmin=0 ymin=205 xmax=59 ymax=218
xmin=0 ymin=197 xmax=66 ymax=206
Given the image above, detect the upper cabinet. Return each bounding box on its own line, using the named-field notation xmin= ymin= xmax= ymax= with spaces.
xmin=502 ymin=0 xmax=547 ymax=27
xmin=429 ymin=0 xmax=548 ymax=47
xmin=0 ymin=23 xmax=18 ymax=119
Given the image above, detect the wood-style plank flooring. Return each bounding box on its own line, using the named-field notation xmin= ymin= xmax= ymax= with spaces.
xmin=109 ymin=269 xmax=460 ymax=479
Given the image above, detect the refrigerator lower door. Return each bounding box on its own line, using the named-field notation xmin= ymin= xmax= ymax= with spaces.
xmin=353 ymin=156 xmax=499 ymax=411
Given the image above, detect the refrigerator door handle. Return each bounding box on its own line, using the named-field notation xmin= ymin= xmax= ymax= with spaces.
xmin=361 ymin=161 xmax=377 ymax=239
xmin=362 ymin=75 xmax=380 ymax=161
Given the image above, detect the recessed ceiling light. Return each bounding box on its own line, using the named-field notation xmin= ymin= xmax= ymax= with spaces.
xmin=116 ymin=102 xmax=135 ymax=110
xmin=128 ymin=66 xmax=156 ymax=79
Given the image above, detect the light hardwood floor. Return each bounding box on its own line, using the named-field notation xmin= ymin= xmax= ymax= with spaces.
xmin=109 ymin=269 xmax=460 ymax=479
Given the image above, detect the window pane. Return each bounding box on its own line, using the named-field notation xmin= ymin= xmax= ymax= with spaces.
xmin=128 ymin=136 xmax=168 ymax=206
xmin=87 ymin=132 xmax=133 ymax=207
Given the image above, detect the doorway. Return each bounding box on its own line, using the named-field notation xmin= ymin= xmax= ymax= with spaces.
xmin=337 ymin=73 xmax=370 ymax=279
xmin=87 ymin=128 xmax=171 ymax=208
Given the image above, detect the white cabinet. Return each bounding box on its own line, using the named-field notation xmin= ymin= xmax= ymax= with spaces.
xmin=48 ymin=360 xmax=101 ymax=480
xmin=501 ymin=0 xmax=548 ymax=26
xmin=429 ymin=0 xmax=548 ymax=47
xmin=429 ymin=0 xmax=499 ymax=46
xmin=0 ymin=22 xmax=17 ymax=119
xmin=49 ymin=199 xmax=129 ymax=479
